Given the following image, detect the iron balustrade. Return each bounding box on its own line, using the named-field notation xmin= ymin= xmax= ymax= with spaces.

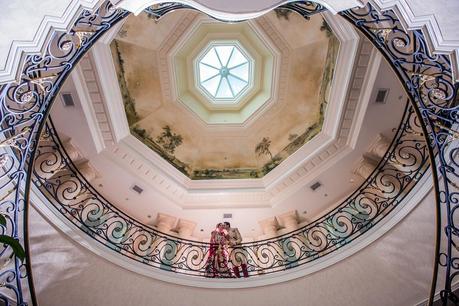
xmin=0 ymin=3 xmax=129 ymax=304
xmin=340 ymin=5 xmax=459 ymax=305
xmin=31 ymin=102 xmax=428 ymax=277
xmin=0 ymin=1 xmax=456 ymax=305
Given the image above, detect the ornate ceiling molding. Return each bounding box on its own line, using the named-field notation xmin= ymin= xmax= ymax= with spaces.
xmin=2 ymin=0 xmax=457 ymax=84
xmin=71 ymin=12 xmax=376 ymax=209
xmin=162 ymin=14 xmax=284 ymax=125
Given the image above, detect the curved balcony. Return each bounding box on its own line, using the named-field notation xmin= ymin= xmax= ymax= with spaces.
xmin=31 ymin=102 xmax=429 ymax=281
xmin=0 ymin=1 xmax=457 ymax=304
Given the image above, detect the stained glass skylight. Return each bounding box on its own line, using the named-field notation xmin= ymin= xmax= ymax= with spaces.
xmin=196 ymin=42 xmax=253 ymax=103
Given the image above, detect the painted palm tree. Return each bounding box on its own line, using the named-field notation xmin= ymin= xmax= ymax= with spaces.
xmin=255 ymin=137 xmax=273 ymax=161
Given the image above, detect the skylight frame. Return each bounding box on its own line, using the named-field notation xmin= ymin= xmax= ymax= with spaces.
xmin=194 ymin=40 xmax=254 ymax=104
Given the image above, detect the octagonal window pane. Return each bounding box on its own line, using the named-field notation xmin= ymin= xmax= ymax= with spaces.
xmin=197 ymin=43 xmax=252 ymax=102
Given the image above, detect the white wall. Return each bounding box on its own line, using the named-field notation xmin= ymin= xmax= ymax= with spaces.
xmin=0 ymin=0 xmax=356 ymax=76
xmin=376 ymin=0 xmax=459 ymax=44
xmin=1 ymin=0 xmax=459 ymax=82
xmin=30 ymin=188 xmax=437 ymax=306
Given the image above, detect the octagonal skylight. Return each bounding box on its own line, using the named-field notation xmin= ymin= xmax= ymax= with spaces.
xmin=196 ymin=42 xmax=253 ymax=103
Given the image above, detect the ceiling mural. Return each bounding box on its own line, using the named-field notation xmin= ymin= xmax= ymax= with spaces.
xmin=110 ymin=10 xmax=339 ymax=180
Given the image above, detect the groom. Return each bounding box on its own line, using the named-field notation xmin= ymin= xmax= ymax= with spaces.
xmin=224 ymin=221 xmax=249 ymax=278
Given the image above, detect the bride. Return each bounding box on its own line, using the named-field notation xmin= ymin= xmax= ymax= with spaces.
xmin=205 ymin=223 xmax=232 ymax=278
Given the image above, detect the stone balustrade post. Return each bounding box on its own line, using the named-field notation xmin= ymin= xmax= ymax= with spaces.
xmin=277 ymin=210 xmax=299 ymax=232
xmin=76 ymin=161 xmax=97 ymax=182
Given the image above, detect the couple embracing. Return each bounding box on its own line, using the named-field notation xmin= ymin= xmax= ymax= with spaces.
xmin=205 ymin=222 xmax=249 ymax=278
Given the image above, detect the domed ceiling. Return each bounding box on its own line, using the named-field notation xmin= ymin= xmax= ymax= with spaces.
xmin=110 ymin=10 xmax=339 ymax=179
xmin=48 ymin=4 xmax=410 ymax=236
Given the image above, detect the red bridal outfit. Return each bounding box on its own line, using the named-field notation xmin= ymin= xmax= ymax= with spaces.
xmin=205 ymin=227 xmax=232 ymax=278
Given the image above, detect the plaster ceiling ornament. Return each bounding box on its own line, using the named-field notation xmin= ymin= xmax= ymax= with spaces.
xmin=107 ymin=11 xmax=342 ymax=180
xmin=164 ymin=14 xmax=281 ymax=120
xmin=73 ymin=7 xmax=361 ymax=209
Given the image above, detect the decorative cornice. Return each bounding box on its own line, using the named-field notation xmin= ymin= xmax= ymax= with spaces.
xmin=72 ymin=13 xmax=375 ymax=209
xmin=161 ymin=14 xmax=284 ymax=125
xmin=2 ymin=0 xmax=457 ymax=84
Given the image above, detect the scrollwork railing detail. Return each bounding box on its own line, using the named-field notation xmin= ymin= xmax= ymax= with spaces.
xmin=0 ymin=2 xmax=129 ymax=304
xmin=0 ymin=1 xmax=456 ymax=304
xmin=341 ymin=4 xmax=459 ymax=304
xmin=32 ymin=103 xmax=428 ymax=277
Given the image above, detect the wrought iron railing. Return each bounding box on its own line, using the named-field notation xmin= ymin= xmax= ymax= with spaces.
xmin=340 ymin=5 xmax=459 ymax=305
xmin=0 ymin=3 xmax=129 ymax=304
xmin=0 ymin=1 xmax=456 ymax=304
xmin=31 ymin=102 xmax=428 ymax=277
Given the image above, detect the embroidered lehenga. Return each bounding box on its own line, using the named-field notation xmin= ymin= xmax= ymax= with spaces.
xmin=205 ymin=227 xmax=232 ymax=278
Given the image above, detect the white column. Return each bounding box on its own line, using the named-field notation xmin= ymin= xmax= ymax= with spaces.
xmin=176 ymin=219 xmax=197 ymax=239
xmin=155 ymin=213 xmax=177 ymax=233
xmin=277 ymin=210 xmax=299 ymax=232
xmin=76 ymin=161 xmax=97 ymax=182
xmin=353 ymin=157 xmax=378 ymax=179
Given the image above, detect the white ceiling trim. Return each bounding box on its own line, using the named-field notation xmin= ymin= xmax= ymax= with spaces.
xmin=73 ymin=14 xmax=383 ymax=209
xmin=260 ymin=12 xmax=361 ymax=188
xmin=164 ymin=15 xmax=283 ymax=125
xmin=0 ymin=0 xmax=105 ymax=83
xmin=3 ymin=0 xmax=458 ymax=84
xmin=70 ymin=65 xmax=106 ymax=153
